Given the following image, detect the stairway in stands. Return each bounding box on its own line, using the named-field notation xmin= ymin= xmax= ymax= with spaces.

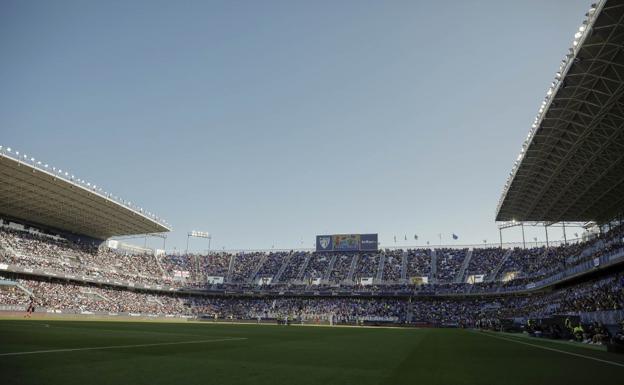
xmin=295 ymin=254 xmax=311 ymax=282
xmin=322 ymin=254 xmax=337 ymax=284
xmin=248 ymin=254 xmax=267 ymax=283
xmin=154 ymin=254 xmax=167 ymax=277
xmin=401 ymin=250 xmax=408 ymax=283
xmin=487 ymin=248 xmax=513 ymax=282
xmin=375 ymin=253 xmax=385 ymax=284
xmin=430 ymin=249 xmax=437 ymax=284
xmin=346 ymin=254 xmax=359 ymax=283
xmin=272 ymin=252 xmax=291 ymax=283
xmin=15 ymin=282 xmax=33 ymax=297
xmin=454 ymin=249 xmax=473 ymax=283
xmin=225 ymin=254 xmax=236 ymax=283
xmin=0 ymin=237 xmax=16 ymax=262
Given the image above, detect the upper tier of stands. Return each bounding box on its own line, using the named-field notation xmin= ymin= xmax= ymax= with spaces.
xmin=1 ymin=223 xmax=623 ymax=294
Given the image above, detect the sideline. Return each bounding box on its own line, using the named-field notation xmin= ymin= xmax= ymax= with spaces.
xmin=0 ymin=337 xmax=248 ymax=357
xmin=475 ymin=330 xmax=624 ymax=368
xmin=0 ymin=316 xmax=414 ymax=330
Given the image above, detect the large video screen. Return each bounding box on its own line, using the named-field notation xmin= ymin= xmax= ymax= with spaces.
xmin=316 ymin=234 xmax=378 ymax=252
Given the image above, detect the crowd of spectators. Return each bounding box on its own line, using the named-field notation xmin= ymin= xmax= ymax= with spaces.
xmin=436 ymin=248 xmax=467 ymax=282
xmin=279 ymin=252 xmax=307 ymax=282
xmin=255 ymin=252 xmax=288 ymax=282
xmin=301 ymin=253 xmax=330 ymax=282
xmin=230 ymin=252 xmax=263 ymax=283
xmin=0 ymin=277 xmax=187 ymax=315
xmin=0 ymin=228 xmax=173 ymax=287
xmin=465 ymin=248 xmax=504 ymax=281
xmin=189 ymin=296 xmax=407 ymax=323
xmin=203 ymin=253 xmax=232 ymax=277
xmin=382 ymin=250 xmax=403 ymax=282
xmin=405 ymin=249 xmax=431 ymax=281
xmin=328 ymin=254 xmax=354 ymax=284
xmin=352 ymin=253 xmax=380 ymax=282
xmin=0 ymin=269 xmax=623 ymax=329
xmin=2 ymin=224 xmax=624 ymax=294
xmin=496 ymin=247 xmax=542 ymax=281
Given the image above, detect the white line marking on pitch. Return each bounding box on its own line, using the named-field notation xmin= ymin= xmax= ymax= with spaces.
xmin=476 ymin=331 xmax=624 ymax=368
xmin=0 ymin=337 xmax=247 ymax=357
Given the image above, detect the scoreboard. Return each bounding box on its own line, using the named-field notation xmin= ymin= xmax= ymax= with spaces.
xmin=316 ymin=234 xmax=378 ymax=252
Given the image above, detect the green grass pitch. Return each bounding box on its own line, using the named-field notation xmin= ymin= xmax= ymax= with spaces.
xmin=1 ymin=320 xmax=623 ymax=385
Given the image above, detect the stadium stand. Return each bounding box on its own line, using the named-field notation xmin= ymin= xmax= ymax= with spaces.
xmin=352 ymin=252 xmax=380 ymax=284
xmin=464 ymin=248 xmax=503 ymax=281
xmin=2 ymin=224 xmax=624 ymax=291
xmin=328 ymin=254 xmax=354 ymax=284
xmin=405 ymin=248 xmax=432 ymax=283
xmin=278 ymin=251 xmax=308 ymax=283
xmin=381 ymin=249 xmax=404 ymax=283
xmin=230 ymin=252 xmax=263 ymax=283
xmin=435 ymin=248 xmax=468 ymax=282
xmin=1 ymin=1 xmax=624 ymax=343
xmin=255 ymin=251 xmax=288 ymax=283
xmin=301 ymin=253 xmax=331 ymax=283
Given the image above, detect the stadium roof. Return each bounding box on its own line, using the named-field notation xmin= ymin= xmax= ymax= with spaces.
xmin=496 ymin=0 xmax=624 ymax=224
xmin=0 ymin=147 xmax=171 ymax=239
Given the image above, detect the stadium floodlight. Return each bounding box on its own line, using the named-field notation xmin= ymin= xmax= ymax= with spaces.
xmin=190 ymin=231 xmax=210 ymax=238
xmin=186 ymin=231 xmax=212 ymax=257
xmin=6 ymin=148 xmax=10 ymax=152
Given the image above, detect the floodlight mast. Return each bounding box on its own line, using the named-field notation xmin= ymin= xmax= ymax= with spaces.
xmin=186 ymin=231 xmax=213 ymax=281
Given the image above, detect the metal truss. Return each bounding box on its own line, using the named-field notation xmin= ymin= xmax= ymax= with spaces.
xmin=497 ymin=0 xmax=624 ymax=224
xmin=0 ymin=154 xmax=170 ymax=240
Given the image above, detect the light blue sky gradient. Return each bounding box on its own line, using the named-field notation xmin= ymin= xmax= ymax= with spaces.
xmin=1 ymin=0 xmax=591 ymax=251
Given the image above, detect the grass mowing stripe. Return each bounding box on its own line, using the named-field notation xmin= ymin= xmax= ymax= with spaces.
xmin=0 ymin=337 xmax=248 ymax=357
xmin=476 ymin=331 xmax=624 ymax=368
xmin=496 ymin=330 xmax=606 ymax=351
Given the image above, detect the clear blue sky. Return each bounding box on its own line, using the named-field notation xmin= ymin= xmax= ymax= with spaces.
xmin=1 ymin=0 xmax=591 ymax=251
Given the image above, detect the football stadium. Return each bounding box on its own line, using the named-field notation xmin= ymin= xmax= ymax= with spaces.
xmin=2 ymin=0 xmax=624 ymax=384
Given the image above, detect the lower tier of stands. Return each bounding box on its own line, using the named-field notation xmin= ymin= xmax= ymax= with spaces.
xmin=2 ymin=266 xmax=623 ymax=330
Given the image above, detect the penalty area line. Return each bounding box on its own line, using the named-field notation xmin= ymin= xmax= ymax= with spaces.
xmin=0 ymin=337 xmax=248 ymax=357
xmin=475 ymin=331 xmax=624 ymax=368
